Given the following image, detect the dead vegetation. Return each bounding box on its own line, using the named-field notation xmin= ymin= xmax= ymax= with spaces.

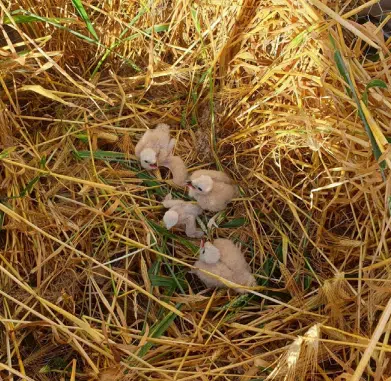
xmin=1 ymin=0 xmax=391 ymax=379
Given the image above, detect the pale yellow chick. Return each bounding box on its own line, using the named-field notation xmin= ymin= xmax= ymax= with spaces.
xmin=162 ymin=194 xmax=204 ymax=238
xmin=194 ymin=239 xmax=256 ymax=293
xmin=187 ymin=169 xmax=238 ymax=212
xmin=135 ymin=123 xmax=175 ymax=170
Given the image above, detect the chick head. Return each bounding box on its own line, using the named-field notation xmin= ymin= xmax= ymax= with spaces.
xmin=140 ymin=148 xmax=158 ymax=170
xmin=188 ymin=175 xmax=213 ymax=194
xmin=163 ymin=210 xmax=179 ymax=229
xmin=199 ymin=241 xmax=221 ymax=264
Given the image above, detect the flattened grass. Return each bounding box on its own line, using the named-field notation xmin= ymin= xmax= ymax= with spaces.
xmin=1 ymin=0 xmax=391 ymax=380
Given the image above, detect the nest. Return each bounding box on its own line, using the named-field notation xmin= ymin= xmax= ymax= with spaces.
xmin=1 ymin=0 xmax=391 ymax=379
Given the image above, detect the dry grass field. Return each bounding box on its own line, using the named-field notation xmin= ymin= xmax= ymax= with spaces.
xmin=1 ymin=0 xmax=391 ymax=379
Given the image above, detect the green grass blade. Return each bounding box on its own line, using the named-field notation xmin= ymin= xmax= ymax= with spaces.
xmin=12 ymin=9 xmax=140 ymax=71
xmin=362 ymin=79 xmax=387 ymax=106
xmin=0 ymin=149 xmax=12 ymax=159
xmin=136 ymin=304 xmax=182 ymax=358
xmin=71 ymin=0 xmax=99 ymax=40
xmin=220 ymin=217 xmax=247 ymax=228
xmin=149 ymin=274 xmax=185 ymax=288
xmin=366 ymin=79 xmax=387 ymax=90
xmin=190 ymin=7 xmax=201 ymax=35
xmin=91 ymin=6 xmax=146 ymax=77
xmin=330 ymin=34 xmax=384 ymax=171
xmin=0 ymin=157 xmax=46 ymax=201
xmin=4 ymin=13 xmax=74 ymax=25
xmin=10 ymin=9 xmax=94 ymax=42
xmin=147 ymin=220 xmax=198 ymax=253
xmin=120 ymin=24 xmax=170 ymax=44
xmin=91 ymin=14 xmax=168 ymax=77
xmin=288 ymin=24 xmax=317 ymax=49
xmin=73 ymin=150 xmax=131 ymax=163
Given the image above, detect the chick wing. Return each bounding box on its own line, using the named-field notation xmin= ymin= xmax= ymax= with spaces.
xmin=190 ymin=169 xmax=233 ymax=184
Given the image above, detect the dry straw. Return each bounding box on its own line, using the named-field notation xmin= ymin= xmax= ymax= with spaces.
xmin=1 ymin=0 xmax=391 ymax=379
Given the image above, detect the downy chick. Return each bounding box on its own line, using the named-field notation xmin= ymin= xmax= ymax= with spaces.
xmin=163 ymin=155 xmax=188 ymax=187
xmin=162 ymin=194 xmax=204 ymax=238
xmin=193 ymin=260 xmax=235 ymax=289
xmin=187 ymin=169 xmax=238 ymax=212
xmin=135 ymin=123 xmax=175 ymax=170
xmin=194 ymin=239 xmax=256 ymax=293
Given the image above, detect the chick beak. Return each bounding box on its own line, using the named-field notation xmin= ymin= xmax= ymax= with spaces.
xmin=150 ymin=163 xmax=158 ymax=169
xmin=186 ymin=181 xmax=194 ymax=189
xmin=200 ymin=239 xmax=205 ymax=248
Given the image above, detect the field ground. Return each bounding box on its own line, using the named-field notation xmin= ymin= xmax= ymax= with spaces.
xmin=1 ymin=0 xmax=391 ymax=380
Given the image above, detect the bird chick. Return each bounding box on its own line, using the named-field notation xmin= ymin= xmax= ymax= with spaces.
xmin=162 ymin=194 xmax=204 ymax=238
xmin=211 ymin=239 xmax=251 ymax=274
xmin=135 ymin=123 xmax=175 ymax=170
xmin=193 ymin=260 xmax=235 ymax=289
xmin=163 ymin=155 xmax=188 ymax=186
xmin=193 ymin=239 xmax=256 ymax=293
xmin=203 ymin=240 xmax=257 ymax=290
xmin=187 ymin=170 xmax=238 ymax=212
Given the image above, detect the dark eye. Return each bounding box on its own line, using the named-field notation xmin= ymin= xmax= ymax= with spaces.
xmin=197 ymin=186 xmax=202 ymax=191
xmin=144 ymin=160 xmax=150 ymax=164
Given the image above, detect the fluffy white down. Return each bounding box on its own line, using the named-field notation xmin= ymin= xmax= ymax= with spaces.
xmin=140 ymin=148 xmax=157 ymax=169
xmin=163 ymin=210 xmax=179 ymax=229
xmin=191 ymin=175 xmax=213 ymax=193
xmin=201 ymin=242 xmax=221 ymax=264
